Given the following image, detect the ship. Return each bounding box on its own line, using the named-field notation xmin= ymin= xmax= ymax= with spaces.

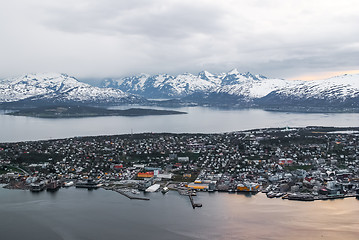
xmin=287 ymin=193 xmax=314 ymax=201
xmin=266 ymin=191 xmax=276 ymax=198
xmin=63 ymin=181 xmax=74 ymax=187
xmin=30 ymin=181 xmax=46 ymax=192
xmin=161 ymin=186 xmax=169 ymax=194
xmin=46 ymin=180 xmax=61 ymax=191
xmin=75 ymin=179 xmax=101 ymax=189
xmin=237 ymin=182 xmax=260 ymax=192
xmin=131 ymin=189 xmax=140 ymax=195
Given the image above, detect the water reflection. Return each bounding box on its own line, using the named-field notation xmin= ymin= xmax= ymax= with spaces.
xmin=0 ymin=187 xmax=359 ymax=239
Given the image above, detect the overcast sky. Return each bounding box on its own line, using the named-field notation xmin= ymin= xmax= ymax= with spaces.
xmin=1 ymin=0 xmax=359 ymax=80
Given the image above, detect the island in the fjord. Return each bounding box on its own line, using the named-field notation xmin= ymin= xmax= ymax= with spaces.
xmin=7 ymin=106 xmax=187 ymax=118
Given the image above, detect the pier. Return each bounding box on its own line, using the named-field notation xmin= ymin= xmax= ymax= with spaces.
xmin=116 ymin=189 xmax=150 ymax=201
xmin=189 ymin=194 xmax=202 ymax=209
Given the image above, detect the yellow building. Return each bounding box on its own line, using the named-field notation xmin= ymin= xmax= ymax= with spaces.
xmin=187 ymin=182 xmax=209 ymax=190
xmin=237 ymin=182 xmax=259 ymax=192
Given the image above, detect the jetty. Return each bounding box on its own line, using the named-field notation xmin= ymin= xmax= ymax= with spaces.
xmin=189 ymin=194 xmax=202 ymax=209
xmin=116 ymin=189 xmax=150 ymax=201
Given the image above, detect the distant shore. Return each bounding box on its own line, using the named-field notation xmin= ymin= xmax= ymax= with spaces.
xmin=6 ymin=105 xmax=187 ymax=118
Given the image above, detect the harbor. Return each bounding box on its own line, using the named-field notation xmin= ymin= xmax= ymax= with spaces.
xmin=2 ymin=126 xmax=359 ymax=206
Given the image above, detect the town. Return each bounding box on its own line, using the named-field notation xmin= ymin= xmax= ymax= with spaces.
xmin=1 ymin=126 xmax=359 ymax=202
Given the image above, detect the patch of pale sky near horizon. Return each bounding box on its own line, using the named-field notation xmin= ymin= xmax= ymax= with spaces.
xmin=0 ymin=0 xmax=358 ymax=80
xmin=289 ymin=70 xmax=359 ymax=81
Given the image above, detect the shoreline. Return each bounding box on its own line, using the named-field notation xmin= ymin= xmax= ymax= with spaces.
xmin=2 ymin=181 xmax=358 ymax=203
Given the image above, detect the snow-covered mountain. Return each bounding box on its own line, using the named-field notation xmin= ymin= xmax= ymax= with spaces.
xmin=1 ymin=71 xmax=358 ymax=111
xmin=102 ymin=70 xmax=359 ymax=110
xmin=101 ymin=69 xmax=294 ymax=99
xmin=268 ymin=74 xmax=359 ymax=100
xmin=257 ymin=74 xmax=359 ymax=109
xmin=0 ymin=73 xmax=144 ymax=107
xmin=102 ymin=72 xmax=217 ymax=99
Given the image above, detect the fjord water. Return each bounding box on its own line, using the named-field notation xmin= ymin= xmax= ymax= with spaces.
xmin=1 ymin=106 xmax=359 ymax=142
xmin=1 ymin=187 xmax=358 ymax=240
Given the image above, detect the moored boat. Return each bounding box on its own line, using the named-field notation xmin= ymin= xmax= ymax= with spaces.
xmin=287 ymin=193 xmax=314 ymax=201
xmin=75 ymin=179 xmax=100 ymax=189
xmin=266 ymin=191 xmax=276 ymax=198
xmin=63 ymin=181 xmax=74 ymax=187
xmin=46 ymin=180 xmax=61 ymax=191
xmin=30 ymin=181 xmax=46 ymax=192
xmin=161 ymin=187 xmax=169 ymax=194
xmin=131 ymin=189 xmax=140 ymax=195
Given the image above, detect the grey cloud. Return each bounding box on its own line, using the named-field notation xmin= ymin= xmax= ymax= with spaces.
xmin=248 ymin=48 xmax=359 ymax=79
xmin=1 ymin=0 xmax=359 ymax=80
xmin=42 ymin=0 xmax=226 ymax=39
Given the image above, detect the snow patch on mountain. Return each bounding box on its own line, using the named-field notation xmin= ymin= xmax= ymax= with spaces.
xmin=274 ymin=74 xmax=359 ymax=100
xmin=102 ymin=69 xmax=288 ymax=99
xmin=103 ymin=70 xmax=359 ymax=105
xmin=0 ymin=73 xmax=134 ymax=104
xmin=2 ymin=71 xmax=358 ymax=109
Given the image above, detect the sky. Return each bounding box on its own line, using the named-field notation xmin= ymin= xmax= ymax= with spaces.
xmin=1 ymin=0 xmax=359 ymax=80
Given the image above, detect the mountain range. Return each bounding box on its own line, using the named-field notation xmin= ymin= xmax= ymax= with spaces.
xmin=0 ymin=73 xmax=145 ymax=108
xmin=101 ymin=69 xmax=359 ymax=110
xmin=101 ymin=69 xmax=288 ymax=99
xmin=0 ymin=71 xmax=358 ymax=111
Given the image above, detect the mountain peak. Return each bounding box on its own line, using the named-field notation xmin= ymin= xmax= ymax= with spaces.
xmin=198 ymin=70 xmax=214 ymax=80
xmin=22 ymin=72 xmax=72 ymax=79
xmin=228 ymin=68 xmax=240 ymax=75
xmin=198 ymin=70 xmax=213 ymax=75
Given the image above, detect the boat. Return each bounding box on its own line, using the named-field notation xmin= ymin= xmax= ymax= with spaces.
xmin=161 ymin=187 xmax=169 ymax=194
xmin=75 ymin=179 xmax=100 ymax=189
xmin=287 ymin=193 xmax=314 ymax=201
xmin=323 ymin=194 xmax=345 ymax=200
xmin=30 ymin=181 xmax=46 ymax=192
xmin=131 ymin=189 xmax=140 ymax=195
xmin=46 ymin=180 xmax=61 ymax=191
xmin=266 ymin=191 xmax=276 ymax=198
xmin=63 ymin=181 xmax=74 ymax=187
xmin=275 ymin=192 xmax=285 ymax=198
xmin=189 ymin=190 xmax=197 ymax=196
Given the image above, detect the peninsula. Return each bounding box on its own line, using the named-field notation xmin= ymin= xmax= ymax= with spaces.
xmin=7 ymin=106 xmax=187 ymax=118
xmin=1 ymin=126 xmax=359 ymax=202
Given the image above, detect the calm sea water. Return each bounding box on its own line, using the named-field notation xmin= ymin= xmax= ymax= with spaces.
xmin=0 ymin=187 xmax=358 ymax=240
xmin=1 ymin=106 xmax=359 ymax=142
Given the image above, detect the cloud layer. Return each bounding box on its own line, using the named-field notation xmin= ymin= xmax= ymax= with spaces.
xmin=1 ymin=0 xmax=358 ymax=80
